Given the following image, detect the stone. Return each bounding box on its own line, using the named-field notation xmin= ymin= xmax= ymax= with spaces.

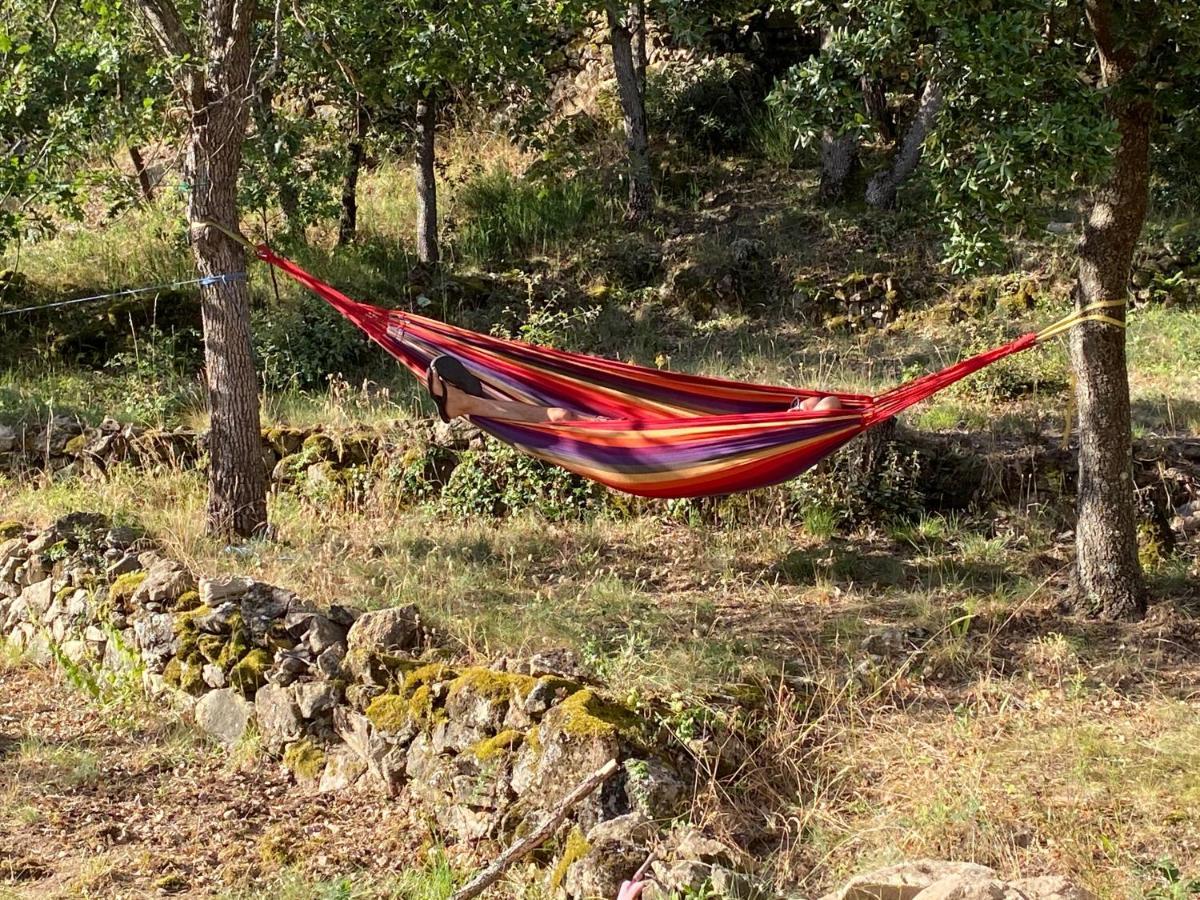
xmin=913 ymin=878 xmax=1008 ymax=900
xmin=1005 ymin=877 xmax=1098 ymax=900
xmin=131 ymin=558 xmax=195 ymax=607
xmin=195 ymin=688 xmax=255 ymax=745
xmin=318 ymin=746 xmax=368 ymax=793
xmin=295 ymin=680 xmax=340 ymax=719
xmin=346 ymin=605 xmax=422 ymax=655
xmin=0 ymin=424 xmax=16 ymax=453
xmin=21 ymin=579 xmax=55 ymax=617
xmin=315 ymin=643 xmax=347 ymax=679
xmin=526 ymin=647 xmax=589 ymax=680
xmin=202 ymin=663 xmax=228 ymax=689
xmin=304 ymin=615 xmax=345 ymax=655
xmin=192 ymin=601 xmax=239 ymax=635
xmin=255 ymin=683 xmax=303 ymax=748
xmin=624 ymin=757 xmax=688 ymax=820
xmin=820 ymin=861 xmax=1000 ymax=900
xmin=132 ymin=612 xmax=177 ymax=671
xmin=104 ymin=554 xmax=142 ymax=579
xmin=59 ymin=639 xmax=91 ymax=665
xmin=200 ymin=575 xmax=254 ymax=607
xmin=104 ymin=525 xmax=142 ymax=550
xmin=564 ymin=814 xmax=656 ymax=900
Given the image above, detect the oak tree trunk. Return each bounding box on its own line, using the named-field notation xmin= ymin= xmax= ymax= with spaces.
xmin=605 ymin=0 xmax=654 ymax=224
xmin=415 ymin=95 xmax=439 ymax=264
xmin=139 ymin=0 xmax=268 ymax=539
xmin=861 ymin=76 xmax=896 ymax=144
xmin=819 ymin=131 xmax=858 ymax=203
xmin=337 ymin=104 xmax=368 ymax=246
xmin=866 ymin=78 xmax=943 ymax=210
xmin=129 ymin=145 xmax=156 ymax=204
xmin=631 ymin=0 xmax=648 ymax=98
xmin=1069 ymin=0 xmax=1150 ymax=619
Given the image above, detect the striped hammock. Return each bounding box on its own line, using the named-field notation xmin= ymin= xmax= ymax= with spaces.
xmin=257 ymin=246 xmax=1090 ymax=499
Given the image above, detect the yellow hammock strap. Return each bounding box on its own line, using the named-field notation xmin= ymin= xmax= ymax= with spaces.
xmin=190 ymin=219 xmax=261 ymax=253
xmin=1036 ymin=299 xmax=1128 ymax=342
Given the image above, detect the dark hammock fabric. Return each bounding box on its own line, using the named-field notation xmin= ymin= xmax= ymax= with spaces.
xmin=258 ymin=246 xmax=1040 ymax=498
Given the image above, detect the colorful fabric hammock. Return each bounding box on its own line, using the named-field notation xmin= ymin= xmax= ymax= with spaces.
xmin=255 ymin=245 xmax=1115 ymax=499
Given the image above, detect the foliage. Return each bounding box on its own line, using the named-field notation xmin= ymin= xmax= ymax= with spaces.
xmin=441 ymin=441 xmax=605 ymax=520
xmin=645 ymin=56 xmax=766 ymax=154
xmin=454 ymin=166 xmax=603 ymax=266
xmin=251 ymin=296 xmax=372 ymax=392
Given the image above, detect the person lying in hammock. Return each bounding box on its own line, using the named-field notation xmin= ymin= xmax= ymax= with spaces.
xmin=425 ymin=354 xmax=842 ymax=425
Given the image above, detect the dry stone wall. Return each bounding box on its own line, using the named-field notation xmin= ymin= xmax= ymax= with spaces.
xmin=0 ymin=512 xmax=772 ymax=899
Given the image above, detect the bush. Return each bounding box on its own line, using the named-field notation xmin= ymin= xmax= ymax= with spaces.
xmin=645 ymin=57 xmax=767 ymax=154
xmin=252 ymin=295 xmax=373 ymax=392
xmin=441 ymin=442 xmax=605 ymax=520
xmin=453 ymin=166 xmax=603 ymax=267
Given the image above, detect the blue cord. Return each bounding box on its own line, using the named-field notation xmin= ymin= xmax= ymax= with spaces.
xmin=0 ymin=271 xmax=248 ymax=318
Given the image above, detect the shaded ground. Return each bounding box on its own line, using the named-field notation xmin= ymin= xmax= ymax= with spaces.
xmin=0 ymin=665 xmax=422 ymax=898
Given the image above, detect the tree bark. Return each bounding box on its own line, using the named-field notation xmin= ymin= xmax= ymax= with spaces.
xmin=138 ymin=0 xmax=268 ymax=539
xmin=865 ymin=77 xmax=943 ymax=210
xmin=605 ymin=0 xmax=654 ymax=224
xmin=861 ymin=76 xmax=896 ymax=144
xmin=337 ymin=103 xmax=368 ymax=246
xmin=128 ymin=145 xmax=155 ymax=204
xmin=415 ymin=95 xmax=439 ymax=264
xmin=1068 ymin=0 xmax=1151 ymax=619
xmin=819 ymin=130 xmax=858 ymax=203
xmin=631 ymin=0 xmax=648 ymax=99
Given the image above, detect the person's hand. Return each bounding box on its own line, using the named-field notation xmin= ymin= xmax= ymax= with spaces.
xmin=617 ymin=879 xmax=645 ymax=900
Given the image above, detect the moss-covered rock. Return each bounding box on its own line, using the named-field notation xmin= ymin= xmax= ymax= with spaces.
xmin=163 ymin=656 xmax=205 ymax=695
xmin=447 ymin=667 xmax=537 ymax=704
xmin=301 ymin=432 xmax=337 ymax=461
xmin=173 ymin=590 xmax=202 ymax=612
xmin=365 ymin=693 xmax=414 ymax=733
xmin=282 ymin=738 xmax=326 ymax=783
xmin=63 ymin=433 xmax=90 ymax=455
xmin=471 ymin=729 xmax=524 ymax=761
xmin=108 ymin=570 xmax=147 ymax=604
xmin=554 ymin=688 xmax=645 ymax=741
xmin=0 ymin=521 xmax=25 ymax=540
xmin=550 ymin=825 xmax=592 ymax=891
xmin=228 ymin=648 xmax=271 ymax=696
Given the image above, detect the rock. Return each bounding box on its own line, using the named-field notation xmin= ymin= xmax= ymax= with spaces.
xmin=59 ymin=639 xmax=91 ymax=665
xmin=526 ymin=648 xmax=589 ymax=680
xmin=131 ymin=558 xmax=195 ymax=607
xmin=132 ymin=612 xmax=177 ymax=671
xmin=914 ymin=877 xmax=1007 ymax=900
xmin=200 ymin=575 xmax=254 ymax=606
xmin=564 ymin=814 xmax=656 ymax=900
xmin=192 ymin=601 xmax=239 ymax=635
xmin=295 ymin=680 xmax=340 ymax=719
xmin=304 ymin=615 xmax=345 ymax=655
xmin=105 ymin=554 xmax=143 ymax=579
xmin=0 ymin=424 xmax=16 ymax=453
xmin=255 ymin=683 xmax=303 ymax=748
xmin=624 ymin=757 xmax=687 ymax=820
xmin=195 ymin=688 xmax=255 ymax=745
xmin=202 ymin=663 xmax=228 ymax=689
xmin=315 ymin=643 xmax=347 ymax=679
xmin=21 ymin=579 xmax=55 ymax=617
xmin=319 ymin=746 xmax=368 ymax=793
xmin=1005 ymin=877 xmax=1098 ymax=900
xmin=346 ymin=605 xmax=422 ymax=655
xmin=820 ymin=861 xmax=1000 ymax=900
xmin=104 ymin=525 xmax=142 ymax=550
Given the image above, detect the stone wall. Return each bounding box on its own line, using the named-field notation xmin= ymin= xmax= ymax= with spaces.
xmin=0 ymin=512 xmax=770 ymax=899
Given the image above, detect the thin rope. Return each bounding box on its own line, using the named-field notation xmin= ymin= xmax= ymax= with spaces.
xmin=0 ymin=272 xmax=248 ymax=318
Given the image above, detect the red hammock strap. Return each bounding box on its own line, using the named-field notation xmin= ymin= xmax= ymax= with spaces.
xmin=865 ymin=332 xmax=1040 ymax=425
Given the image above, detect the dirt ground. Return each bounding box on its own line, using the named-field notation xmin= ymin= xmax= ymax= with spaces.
xmin=0 ymin=664 xmax=428 ymax=899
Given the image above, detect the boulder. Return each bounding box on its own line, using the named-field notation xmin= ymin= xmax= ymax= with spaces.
xmin=346 ymin=605 xmax=422 ymax=655
xmin=195 ymin=688 xmax=255 ymax=745
xmin=563 ymin=814 xmax=656 ymax=900
xmin=295 ymin=680 xmax=340 ymax=719
xmin=820 ymin=861 xmax=1000 ymax=900
xmin=318 ymin=745 xmax=368 ymax=793
xmin=255 ymin=683 xmax=303 ymax=748
xmin=131 ymin=558 xmax=195 ymax=607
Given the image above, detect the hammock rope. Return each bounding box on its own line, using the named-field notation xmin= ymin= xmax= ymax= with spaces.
xmin=195 ymin=224 xmax=1131 ymax=499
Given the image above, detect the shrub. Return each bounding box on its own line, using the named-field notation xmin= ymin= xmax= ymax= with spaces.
xmin=252 ymin=295 xmax=373 ymax=392
xmin=645 ymin=57 xmax=767 ymax=154
xmin=441 ymin=442 xmax=605 ymax=520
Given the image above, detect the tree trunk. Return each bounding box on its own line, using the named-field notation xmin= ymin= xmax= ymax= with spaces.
xmin=1068 ymin=0 xmax=1151 ymax=619
xmin=866 ymin=78 xmax=943 ymax=210
xmin=605 ymin=0 xmax=653 ymax=224
xmin=631 ymin=0 xmax=648 ymax=99
xmin=129 ymin=145 xmax=155 ymax=204
xmin=861 ymin=76 xmax=896 ymax=144
xmin=415 ymin=95 xmax=439 ymax=264
xmin=338 ymin=104 xmax=368 ymax=246
xmin=819 ymin=131 xmax=858 ymax=203
xmin=138 ymin=0 xmax=268 ymax=539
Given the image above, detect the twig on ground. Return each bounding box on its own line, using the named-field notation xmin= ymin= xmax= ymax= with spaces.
xmin=450 ymin=757 xmax=619 ymax=900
